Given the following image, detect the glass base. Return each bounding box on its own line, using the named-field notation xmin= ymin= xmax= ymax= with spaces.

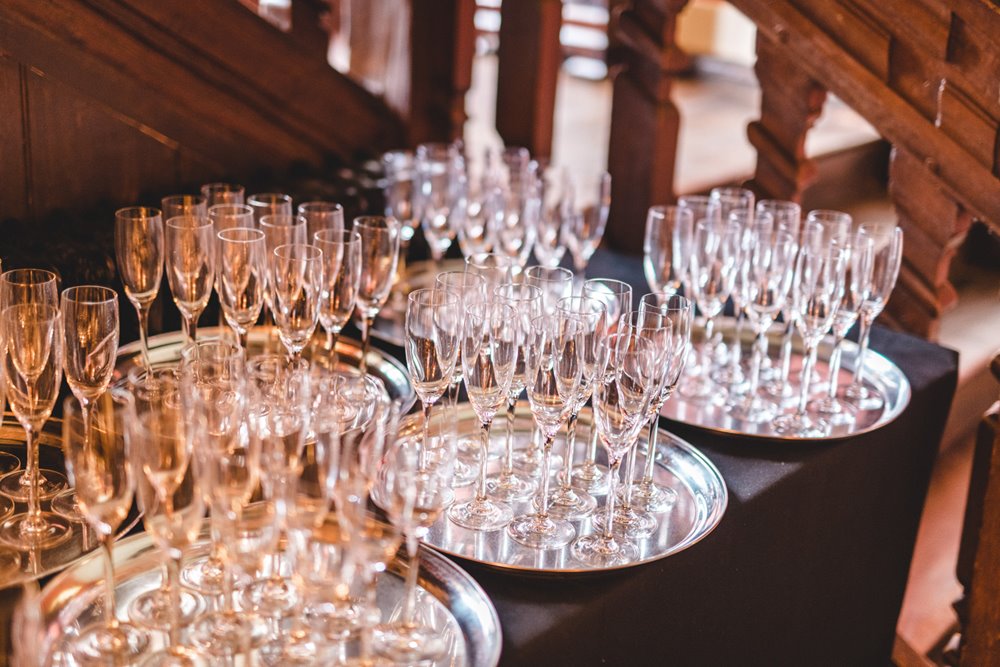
xmin=189 ymin=610 xmax=268 ymax=656
xmin=809 ymin=396 xmax=858 ymax=426
xmin=506 ymin=513 xmax=575 ymax=549
xmin=0 ymin=451 xmax=20 ymax=476
xmin=772 ymin=412 xmax=831 ymax=438
xmin=0 ymin=468 xmax=67 ymax=503
xmin=139 ymin=646 xmax=211 ymax=667
xmin=452 ymin=458 xmax=477 ymax=488
xmin=447 ymin=497 xmax=513 ymax=531
xmin=844 ymin=383 xmax=884 ymax=411
xmin=726 ymin=396 xmax=779 ymax=424
xmin=571 ymin=533 xmax=638 ymax=567
xmin=259 ymin=631 xmax=320 ymax=667
xmin=485 ymin=471 xmax=536 ymax=502
xmin=595 ymin=505 xmax=658 ymax=539
xmin=181 ymin=554 xmax=226 ymax=595
xmin=51 ymin=489 xmax=85 ymax=522
xmin=128 ymin=586 xmax=204 ymax=631
xmin=241 ymin=575 xmax=299 ymax=616
xmin=571 ymin=462 xmax=609 ymax=496
xmin=373 ymin=622 xmax=449 ymax=664
xmin=0 ymin=510 xmax=72 ymax=550
xmin=536 ymin=487 xmax=597 ymax=521
xmin=628 ymin=480 xmax=678 ymax=513
xmin=305 ymin=598 xmax=363 ymax=640
xmin=762 ymin=378 xmax=798 ymax=405
xmin=70 ymin=621 xmax=149 ymax=666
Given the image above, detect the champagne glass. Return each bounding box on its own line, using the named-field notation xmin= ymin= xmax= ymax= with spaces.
xmin=127 ymin=387 xmax=209 ymax=667
xmin=728 ymin=228 xmax=797 ymax=422
xmin=161 ymin=194 xmax=208 ymax=220
xmin=115 ymin=206 xmax=163 ymax=370
xmin=416 ymin=142 xmax=462 ymax=263
xmin=125 ymin=367 xmax=204 ymax=633
xmin=51 ymin=285 xmax=120 ymax=522
xmin=680 ymin=218 xmax=741 ymax=401
xmin=675 ymin=195 xmax=720 ymax=298
xmin=756 ymin=200 xmax=802 ymax=398
xmin=404 ymin=289 xmax=461 ymax=460
xmin=62 ymin=392 xmax=149 ymax=663
xmin=209 ymin=203 xmax=255 ymax=234
xmin=382 ymin=149 xmax=419 ymax=247
xmin=563 ymin=171 xmax=611 ymax=283
xmin=165 ymin=216 xmax=215 ymax=342
xmin=492 ymin=164 xmax=540 ymax=273
xmin=709 ymin=186 xmax=754 ymax=223
xmin=298 ymin=201 xmax=344 ymax=247
xmin=354 ymin=216 xmax=401 ymax=373
xmin=464 ymin=252 xmax=514 ymax=296
xmin=524 ymin=265 xmax=574 ymax=316
xmin=448 ymin=301 xmax=518 ymax=530
xmin=507 ymin=314 xmax=583 ymax=549
xmin=809 ymin=230 xmax=874 ymax=423
xmin=712 ymin=209 xmax=761 ymax=391
xmin=844 ymin=223 xmax=903 ymax=410
xmin=374 ymin=434 xmax=453 ymax=663
xmin=456 ymin=173 xmax=500 ymax=258
xmin=0 ymin=275 xmax=70 ymax=549
xmin=540 ymin=295 xmax=607 ymax=520
xmin=634 ymin=292 xmax=693 ymax=511
xmin=248 ymin=192 xmax=293 ymax=226
xmin=643 ymin=205 xmax=694 ymax=294
xmin=485 ymin=283 xmax=541 ymax=502
xmin=314 ymin=229 xmax=362 ymax=359
xmin=533 ymin=166 xmax=571 ymax=268
xmin=216 ymin=227 xmax=266 ymax=350
xmin=201 ymin=182 xmax=245 ymax=207
xmin=270 ymin=243 xmax=324 ymax=363
xmin=773 ymin=244 xmax=848 ymax=437
xmin=571 ymin=332 xmax=652 ymax=566
xmin=573 ymin=278 xmax=632 ymax=494
xmin=805 ymin=209 xmax=852 ymax=246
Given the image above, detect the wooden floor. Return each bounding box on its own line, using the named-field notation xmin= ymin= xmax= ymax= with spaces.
xmin=463 ymin=53 xmax=1000 ymax=661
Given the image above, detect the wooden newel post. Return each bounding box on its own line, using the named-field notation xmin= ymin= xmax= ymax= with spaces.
xmin=605 ymin=0 xmax=690 ymax=254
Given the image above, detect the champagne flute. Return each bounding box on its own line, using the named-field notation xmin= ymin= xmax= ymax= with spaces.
xmin=216 ymin=227 xmax=266 ymax=351
xmin=51 ymin=285 xmax=120 ymax=522
xmin=165 ymin=216 xmax=215 ymax=342
xmin=382 ymin=150 xmax=419 ymax=247
xmin=248 ymin=192 xmax=293 ymax=226
xmin=354 ymin=216 xmax=401 ymax=374
xmin=62 ymin=392 xmax=150 ymax=663
xmin=260 ymin=214 xmax=308 ymax=329
xmin=524 ymin=265 xmax=574 ymax=316
xmin=492 ymin=164 xmax=540 ymax=273
xmin=773 ymin=243 xmax=848 ymax=437
xmin=161 ymin=194 xmax=208 ymax=220
xmin=314 ymin=229 xmax=362 ymax=360
xmin=127 ymin=388 xmax=209 ymax=667
xmin=416 ymin=142 xmax=462 ymax=263
xmin=571 ymin=332 xmax=652 ymax=566
xmin=507 ymin=314 xmax=583 ymax=549
xmin=709 ymin=186 xmax=754 ymax=223
xmin=270 ymin=243 xmax=324 ymax=363
xmin=540 ymin=295 xmax=607 ymax=520
xmin=634 ymin=293 xmax=693 ymax=511
xmin=448 ymin=301 xmax=518 ymax=530
xmin=201 ymin=182 xmax=245 ymax=207
xmin=844 ymin=223 xmax=903 ymax=411
xmin=533 ymin=166 xmax=571 ymax=268
xmin=209 ymin=204 xmax=255 ymax=234
xmin=115 ymin=206 xmax=164 ymax=370
xmin=298 ymin=201 xmax=344 ymax=246
xmin=643 ymin=205 xmax=694 ymax=294
xmin=456 ymin=172 xmax=500 ymax=258
xmin=563 ymin=171 xmax=611 ymax=283
xmin=573 ymin=278 xmax=632 ymax=494
xmin=404 ymin=289 xmax=461 ymax=461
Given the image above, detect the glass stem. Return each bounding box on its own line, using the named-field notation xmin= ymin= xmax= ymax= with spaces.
xmin=360 ymin=316 xmax=373 ymax=374
xmin=778 ymin=320 xmax=794 ymax=386
xmin=502 ymin=397 xmax=516 ymax=475
xmin=181 ymin=314 xmax=192 ymax=342
xmin=238 ymin=329 xmax=249 ymax=352
xmin=419 ymin=401 xmax=433 ymax=471
xmin=747 ymin=330 xmax=765 ymax=399
xmin=827 ymin=337 xmax=845 ymax=398
xmin=137 ymin=304 xmax=152 ymax=370
xmin=401 ymin=537 xmax=421 ymax=628
xmin=797 ymin=344 xmax=819 ymax=417
xmin=476 ymin=421 xmax=491 ymax=502
xmin=325 ymin=326 xmax=334 ymax=352
xmin=167 ymin=556 xmax=182 ymax=650
xmin=729 ymin=310 xmax=744 ymax=372
xmin=702 ymin=315 xmax=716 ymax=373
xmin=641 ymin=410 xmax=659 ymax=485
xmin=330 ymin=330 xmax=340 ymax=368
xmin=25 ymin=424 xmax=41 ymax=525
xmin=561 ymin=411 xmax=578 ymax=490
xmin=622 ymin=441 xmax=638 ymax=507
xmin=850 ymin=313 xmax=873 ymax=391
xmin=101 ymin=535 xmax=119 ymax=629
xmin=583 ymin=420 xmax=599 ymax=470
xmin=603 ymin=457 xmax=622 ymax=541
xmin=536 ymin=436 xmax=556 ymax=520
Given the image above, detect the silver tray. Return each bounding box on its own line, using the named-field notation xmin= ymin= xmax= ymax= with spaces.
xmin=35 ymin=529 xmax=502 ymax=667
xmin=114 ymin=326 xmax=416 ymax=413
xmin=372 ymin=258 xmax=467 ymax=347
xmin=409 ymin=403 xmax=727 ymax=574
xmin=663 ymin=318 xmax=911 ymax=441
xmin=0 ymin=415 xmax=143 ymax=589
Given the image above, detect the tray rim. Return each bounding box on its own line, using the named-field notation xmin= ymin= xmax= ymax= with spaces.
xmin=662 ymin=317 xmax=912 ymax=442
xmin=404 ymin=403 xmax=729 ymax=576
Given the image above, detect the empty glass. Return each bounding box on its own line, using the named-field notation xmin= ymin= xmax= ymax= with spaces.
xmin=115 ymin=206 xmax=164 ymax=370
xmin=354 ymin=216 xmax=401 ymax=373
xmin=201 ymin=183 xmax=245 ymax=207
xmin=164 ymin=216 xmax=215 ymax=342
xmin=314 ymin=229 xmax=362 ymax=358
xmin=216 ymin=227 xmax=266 ymax=350
xmin=270 ymin=243 xmax=324 ymax=362
xmin=563 ymin=171 xmax=611 ymax=283
xmin=248 ymin=192 xmax=293 ymax=226
xmin=415 ymin=142 xmax=462 ymax=262
xmin=643 ymin=205 xmax=694 ymax=295
xmin=209 ymin=203 xmax=255 ymax=235
xmin=161 ymin=194 xmax=208 ymax=220
xmin=297 ymin=201 xmax=344 ymax=244
xmin=524 ymin=265 xmax=574 ymax=316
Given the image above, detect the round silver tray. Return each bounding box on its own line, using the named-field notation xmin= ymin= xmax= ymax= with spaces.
xmin=663 ymin=318 xmax=911 ymax=441
xmin=114 ymin=326 xmax=416 ymax=413
xmin=0 ymin=415 xmax=142 ymax=589
xmin=35 ymin=529 xmax=502 ymax=667
xmin=372 ymin=258 xmax=466 ymax=347
xmin=409 ymin=403 xmax=727 ymax=575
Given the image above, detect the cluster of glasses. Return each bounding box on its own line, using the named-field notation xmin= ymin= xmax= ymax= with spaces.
xmin=400 ymin=252 xmax=695 ymax=568
xmin=45 ymin=336 xmax=475 ymax=666
xmin=643 ymin=187 xmax=904 ymax=437
xmin=115 ymin=184 xmax=406 ymax=374
xmin=383 ymin=144 xmax=611 ymax=281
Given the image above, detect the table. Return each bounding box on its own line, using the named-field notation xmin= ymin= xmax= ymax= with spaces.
xmin=0 ymin=247 xmax=958 ymax=667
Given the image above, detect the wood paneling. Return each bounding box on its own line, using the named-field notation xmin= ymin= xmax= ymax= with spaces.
xmin=0 ymin=56 xmax=28 ymax=221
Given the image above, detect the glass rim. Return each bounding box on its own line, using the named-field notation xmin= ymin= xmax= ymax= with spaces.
xmin=61 ymin=284 xmax=117 ymax=304
xmin=273 ymin=243 xmax=322 ymax=260
xmin=217 ymin=227 xmax=264 ymax=242
xmin=247 ymin=192 xmax=292 ymax=206
xmin=1 ymin=267 xmax=57 ymax=286
xmin=352 ymin=215 xmax=399 ymax=231
xmin=313 ymin=228 xmax=360 ymax=245
xmin=557 ymin=294 xmax=606 ymax=314
xmin=161 ymin=193 xmax=207 ymax=205
xmin=208 ymin=203 xmax=253 ymax=217
xmin=297 ymin=200 xmax=343 ymax=214
xmin=436 ymin=270 xmax=485 ymax=289
xmin=524 ymin=265 xmax=573 ymax=282
xmin=407 ymin=287 xmax=459 ymax=307
xmin=166 ymin=214 xmax=212 ymax=230
xmin=581 ymin=277 xmax=631 ymax=295
xmin=259 ymin=213 xmax=306 ymax=228
xmin=494 ymin=282 xmax=541 ymax=301
xmin=465 ymin=252 xmax=514 ymax=270
xmin=115 ymin=206 xmax=162 ymax=221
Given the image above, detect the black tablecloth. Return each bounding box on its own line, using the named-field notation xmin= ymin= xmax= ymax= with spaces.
xmin=447 ymin=249 xmax=957 ymax=666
